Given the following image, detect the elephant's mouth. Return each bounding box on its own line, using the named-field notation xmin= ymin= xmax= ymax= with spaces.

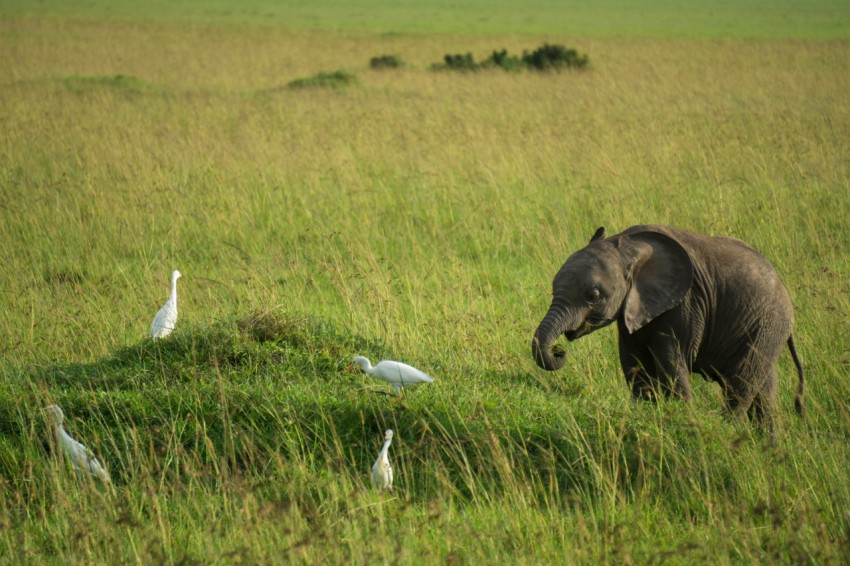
xmin=565 ymin=317 xmax=607 ymax=341
xmin=565 ymin=327 xmax=589 ymax=341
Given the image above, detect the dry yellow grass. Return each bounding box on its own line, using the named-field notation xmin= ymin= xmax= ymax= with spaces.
xmin=2 ymin=21 xmax=848 ymax=363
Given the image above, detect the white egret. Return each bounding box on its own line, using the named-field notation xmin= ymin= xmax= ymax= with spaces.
xmin=44 ymin=405 xmax=111 ymax=483
xmin=371 ymin=429 xmax=394 ymax=493
xmin=350 ymin=356 xmax=434 ymax=394
xmin=150 ymin=269 xmax=181 ymax=339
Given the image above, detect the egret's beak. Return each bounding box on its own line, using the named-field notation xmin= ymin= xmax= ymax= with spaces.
xmin=345 ymin=363 xmax=354 ymax=372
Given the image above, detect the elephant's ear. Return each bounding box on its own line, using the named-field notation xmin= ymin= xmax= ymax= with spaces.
xmin=589 ymin=226 xmax=606 ymax=244
xmin=618 ymin=231 xmax=693 ymax=334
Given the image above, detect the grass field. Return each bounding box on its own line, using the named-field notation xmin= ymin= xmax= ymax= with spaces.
xmin=1 ymin=1 xmax=850 ymax=563
xmin=4 ymin=0 xmax=850 ymax=37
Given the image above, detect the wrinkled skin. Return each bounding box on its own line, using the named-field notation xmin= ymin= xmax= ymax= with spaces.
xmin=532 ymin=225 xmax=804 ymax=430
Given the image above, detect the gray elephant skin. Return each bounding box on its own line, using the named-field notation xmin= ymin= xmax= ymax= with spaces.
xmin=532 ymin=225 xmax=804 ymax=428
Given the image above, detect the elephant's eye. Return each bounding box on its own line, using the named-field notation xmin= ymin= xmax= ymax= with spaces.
xmin=586 ymin=289 xmax=601 ymax=304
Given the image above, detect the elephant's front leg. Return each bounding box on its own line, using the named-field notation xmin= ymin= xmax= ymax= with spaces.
xmin=618 ymin=341 xmax=661 ymax=401
xmin=647 ymin=335 xmax=693 ymax=401
xmin=619 ymin=331 xmax=692 ymax=402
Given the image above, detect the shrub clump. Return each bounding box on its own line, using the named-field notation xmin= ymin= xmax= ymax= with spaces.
xmin=432 ymin=43 xmax=588 ymax=72
xmin=438 ymin=53 xmax=478 ymax=71
xmin=369 ymin=55 xmax=403 ymax=69
xmin=287 ymin=70 xmax=357 ymax=89
xmin=521 ymin=43 xmax=589 ymax=70
xmin=486 ymin=49 xmax=523 ymax=72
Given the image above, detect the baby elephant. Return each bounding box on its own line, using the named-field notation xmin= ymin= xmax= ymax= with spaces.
xmin=532 ymin=225 xmax=804 ymax=429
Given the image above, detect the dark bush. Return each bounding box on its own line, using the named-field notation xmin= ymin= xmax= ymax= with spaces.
xmin=484 ymin=49 xmax=523 ymax=71
xmin=369 ymin=55 xmax=403 ymax=69
xmin=521 ymin=43 xmax=589 ymax=70
xmin=433 ymin=43 xmax=588 ymax=73
xmin=433 ymin=52 xmax=479 ymax=71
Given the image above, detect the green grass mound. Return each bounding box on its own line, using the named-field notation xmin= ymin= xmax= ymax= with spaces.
xmin=0 ymin=311 xmax=775 ymax=502
xmin=0 ymin=314 xmax=843 ymax=562
xmin=287 ymin=70 xmax=357 ymax=89
xmin=369 ymin=54 xmax=404 ymax=69
xmin=59 ymin=74 xmax=148 ymax=94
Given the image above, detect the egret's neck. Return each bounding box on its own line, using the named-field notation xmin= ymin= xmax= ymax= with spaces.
xmin=169 ymin=277 xmax=179 ymax=305
xmin=360 ymin=360 xmax=374 ymax=374
xmin=379 ymin=439 xmax=392 ymax=459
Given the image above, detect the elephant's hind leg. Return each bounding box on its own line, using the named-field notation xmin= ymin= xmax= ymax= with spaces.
xmin=723 ymin=363 xmax=778 ymax=438
xmin=747 ymin=370 xmax=778 ymax=433
xmin=722 ymin=372 xmax=762 ymax=421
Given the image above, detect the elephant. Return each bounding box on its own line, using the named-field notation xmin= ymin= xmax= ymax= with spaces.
xmin=531 ymin=225 xmax=804 ymax=429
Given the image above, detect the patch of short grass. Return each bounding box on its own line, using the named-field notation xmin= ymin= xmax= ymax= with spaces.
xmin=369 ymin=54 xmax=404 ymax=69
xmin=287 ymin=70 xmax=357 ymax=89
xmin=59 ymin=73 xmax=147 ymax=94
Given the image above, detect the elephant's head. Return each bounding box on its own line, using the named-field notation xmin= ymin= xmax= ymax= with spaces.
xmin=532 ymin=226 xmax=694 ymax=371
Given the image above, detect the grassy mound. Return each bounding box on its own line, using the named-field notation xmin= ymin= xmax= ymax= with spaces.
xmin=0 ymin=311 xmax=734 ymax=498
xmin=3 ymin=312 xmax=842 ymax=562
xmin=287 ymin=70 xmax=357 ymax=89
xmin=369 ymin=54 xmax=404 ymax=69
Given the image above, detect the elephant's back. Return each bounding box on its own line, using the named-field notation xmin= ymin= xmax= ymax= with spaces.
xmin=701 ymin=232 xmax=789 ymax=296
xmin=638 ymin=226 xmax=787 ymax=288
xmin=618 ymin=223 xmax=794 ymax=316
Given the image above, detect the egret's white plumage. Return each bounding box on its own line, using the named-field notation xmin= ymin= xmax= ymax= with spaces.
xmin=150 ymin=269 xmax=181 ymax=339
xmin=351 ymin=356 xmax=434 ymax=393
xmin=44 ymin=405 xmax=110 ymax=483
xmin=371 ymin=429 xmax=394 ymax=493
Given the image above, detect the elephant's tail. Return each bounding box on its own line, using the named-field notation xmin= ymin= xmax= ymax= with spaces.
xmin=788 ymin=335 xmax=805 ymax=418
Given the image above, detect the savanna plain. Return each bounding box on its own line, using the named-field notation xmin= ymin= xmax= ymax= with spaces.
xmin=1 ymin=1 xmax=850 ymax=563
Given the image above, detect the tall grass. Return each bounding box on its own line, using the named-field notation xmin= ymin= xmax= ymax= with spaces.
xmin=1 ymin=12 xmax=849 ymax=563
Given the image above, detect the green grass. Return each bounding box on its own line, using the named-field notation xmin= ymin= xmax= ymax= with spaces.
xmin=3 ymin=0 xmax=850 ymax=38
xmin=2 ymin=1 xmax=850 ymax=563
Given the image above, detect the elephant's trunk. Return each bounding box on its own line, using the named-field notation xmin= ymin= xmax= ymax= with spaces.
xmin=532 ymin=306 xmax=569 ymax=371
